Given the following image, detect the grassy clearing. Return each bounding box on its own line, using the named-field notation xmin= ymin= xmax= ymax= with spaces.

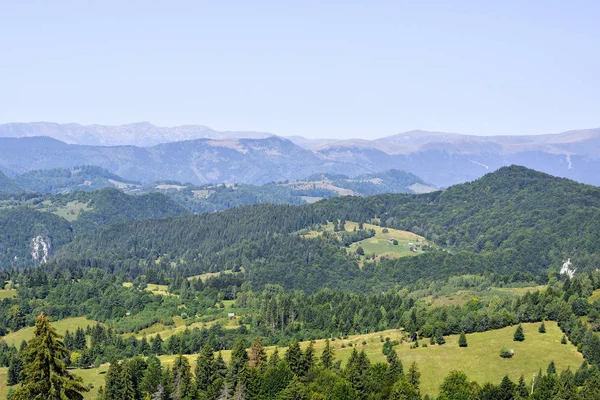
xmin=422 ymin=285 xmax=547 ymax=307
xmin=52 ymin=201 xmax=91 ymax=222
xmin=0 ymin=322 xmax=581 ymax=399
xmin=187 ymin=269 xmax=236 ymax=282
xmin=302 ymin=221 xmax=429 ymax=263
xmin=0 ymin=288 xmax=16 ymax=299
xmin=1 ymin=317 xmax=100 ymax=347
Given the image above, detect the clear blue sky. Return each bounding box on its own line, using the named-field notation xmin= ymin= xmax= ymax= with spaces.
xmin=1 ymin=1 xmax=599 ymax=139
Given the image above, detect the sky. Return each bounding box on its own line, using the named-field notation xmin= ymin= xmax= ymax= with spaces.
xmin=1 ymin=1 xmax=599 ymax=139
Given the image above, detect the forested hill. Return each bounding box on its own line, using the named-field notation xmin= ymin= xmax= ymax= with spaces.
xmin=0 ymin=170 xmax=22 ymax=193
xmin=54 ymin=166 xmax=600 ymax=292
xmin=0 ymin=189 xmax=189 ymax=267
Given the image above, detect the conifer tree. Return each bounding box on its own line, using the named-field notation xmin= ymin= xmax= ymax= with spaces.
xmin=74 ymin=327 xmax=86 ymax=350
xmin=458 ymin=332 xmax=468 ymax=347
xmin=538 ymin=322 xmax=546 ymax=333
xmin=302 ymin=341 xmax=315 ymax=374
xmin=151 ymin=334 xmax=164 ymax=355
xmin=11 ymin=313 xmax=88 ymax=400
xmin=269 ymin=346 xmax=280 ymax=366
xmin=547 ymin=360 xmax=556 ymax=375
xmin=321 ymin=339 xmax=334 ymax=369
xmin=195 ymin=345 xmax=215 ymax=392
xmin=140 ymin=355 xmax=163 ymax=398
xmin=513 ymin=324 xmax=525 ymax=342
xmin=171 ymin=354 xmax=194 ymax=400
xmin=248 ymin=337 xmax=267 ymax=369
xmin=387 ymin=348 xmax=403 ymax=379
xmin=516 ymin=375 xmax=529 ymax=398
xmin=7 ymin=354 xmax=23 ymax=386
xmin=407 ymin=362 xmax=421 ymax=391
xmin=104 ymin=361 xmax=124 ymax=400
xmin=285 ymin=341 xmax=304 ymax=376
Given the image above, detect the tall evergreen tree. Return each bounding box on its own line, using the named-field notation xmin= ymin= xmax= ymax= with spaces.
xmin=7 ymin=354 xmax=23 ymax=386
xmin=248 ymin=338 xmax=267 ymax=369
xmin=285 ymin=341 xmax=304 ymax=376
xmin=140 ymin=355 xmax=163 ymax=398
xmin=11 ymin=313 xmax=88 ymax=400
xmin=104 ymin=361 xmax=124 ymax=400
xmin=321 ymin=339 xmax=334 ymax=369
xmin=171 ymin=354 xmax=194 ymax=400
xmin=407 ymin=362 xmax=421 ymax=392
xmin=74 ymin=327 xmax=86 ymax=350
xmin=195 ymin=345 xmax=215 ymax=392
xmin=302 ymin=341 xmax=316 ymax=374
xmin=458 ymin=332 xmax=468 ymax=347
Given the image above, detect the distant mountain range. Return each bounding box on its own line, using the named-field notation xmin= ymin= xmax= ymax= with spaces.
xmin=0 ymin=166 xmax=434 ymax=214
xmin=1 ymin=122 xmax=600 ymax=187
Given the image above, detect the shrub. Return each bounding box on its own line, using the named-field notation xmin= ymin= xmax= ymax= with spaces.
xmin=458 ymin=332 xmax=468 ymax=347
xmin=538 ymin=322 xmax=546 ymax=334
xmin=500 ymin=348 xmax=514 ymax=358
xmin=561 ymin=335 xmax=567 ymax=345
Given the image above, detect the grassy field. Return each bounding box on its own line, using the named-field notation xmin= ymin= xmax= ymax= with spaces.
xmin=302 ymin=221 xmax=429 ymax=264
xmin=1 ymin=317 xmax=100 ymax=347
xmin=52 ymin=201 xmax=91 ymax=222
xmin=0 ymin=321 xmax=582 ymax=398
xmin=0 ymin=288 xmax=16 ymax=299
xmin=187 ymin=269 xmax=236 ymax=282
xmin=422 ymin=285 xmax=547 ymax=307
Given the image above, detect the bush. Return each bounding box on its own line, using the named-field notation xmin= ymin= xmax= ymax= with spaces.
xmin=500 ymin=348 xmax=514 ymax=358
xmin=538 ymin=322 xmax=546 ymax=334
xmin=458 ymin=332 xmax=468 ymax=347
xmin=561 ymin=335 xmax=567 ymax=345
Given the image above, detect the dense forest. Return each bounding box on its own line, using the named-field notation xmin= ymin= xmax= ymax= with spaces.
xmin=2 ymin=166 xmax=600 ymax=398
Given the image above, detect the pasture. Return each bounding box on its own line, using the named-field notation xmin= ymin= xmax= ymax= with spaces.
xmin=33 ymin=321 xmax=581 ymax=399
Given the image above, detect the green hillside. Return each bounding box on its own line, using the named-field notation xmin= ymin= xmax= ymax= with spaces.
xmin=0 ymin=170 xmax=22 ymax=194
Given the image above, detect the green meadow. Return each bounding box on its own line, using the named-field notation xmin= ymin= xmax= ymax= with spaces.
xmin=2 ymin=321 xmax=577 ymax=399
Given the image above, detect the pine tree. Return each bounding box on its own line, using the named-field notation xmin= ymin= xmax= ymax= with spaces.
xmin=269 ymin=347 xmax=280 ymax=367
xmin=7 ymin=354 xmax=23 ymax=386
xmin=11 ymin=313 xmax=88 ymax=400
xmin=151 ymin=334 xmax=164 ymax=355
xmin=538 ymin=322 xmax=546 ymax=334
xmin=140 ymin=355 xmax=163 ymax=398
xmin=195 ymin=345 xmax=215 ymax=392
xmin=499 ymin=375 xmax=514 ymax=399
xmin=321 ymin=339 xmax=334 ymax=369
xmin=121 ymin=363 xmax=136 ymax=400
xmin=516 ymin=375 xmax=528 ymax=398
xmin=104 ymin=361 xmax=124 ymax=400
xmin=513 ymin=324 xmax=525 ymax=342
xmin=74 ymin=327 xmax=86 ymax=350
xmin=547 ymin=360 xmax=556 ymax=375
xmin=285 ymin=341 xmax=304 ymax=376
xmin=407 ymin=362 xmax=421 ymax=391
xmin=387 ymin=349 xmax=403 ymax=379
xmin=248 ymin=338 xmax=267 ymax=369
xmin=171 ymin=354 xmax=194 ymax=400
xmin=458 ymin=332 xmax=468 ymax=347
xmin=227 ymin=340 xmax=248 ymax=395
xmin=561 ymin=335 xmax=567 ymax=344
xmin=435 ymin=328 xmax=446 ymax=345
xmin=302 ymin=341 xmax=315 ymax=374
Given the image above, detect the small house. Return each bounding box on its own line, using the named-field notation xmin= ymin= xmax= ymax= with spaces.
xmin=228 ymin=312 xmax=235 ymax=319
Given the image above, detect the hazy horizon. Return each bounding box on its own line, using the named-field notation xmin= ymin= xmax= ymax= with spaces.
xmin=2 ymin=1 xmax=599 ymax=139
